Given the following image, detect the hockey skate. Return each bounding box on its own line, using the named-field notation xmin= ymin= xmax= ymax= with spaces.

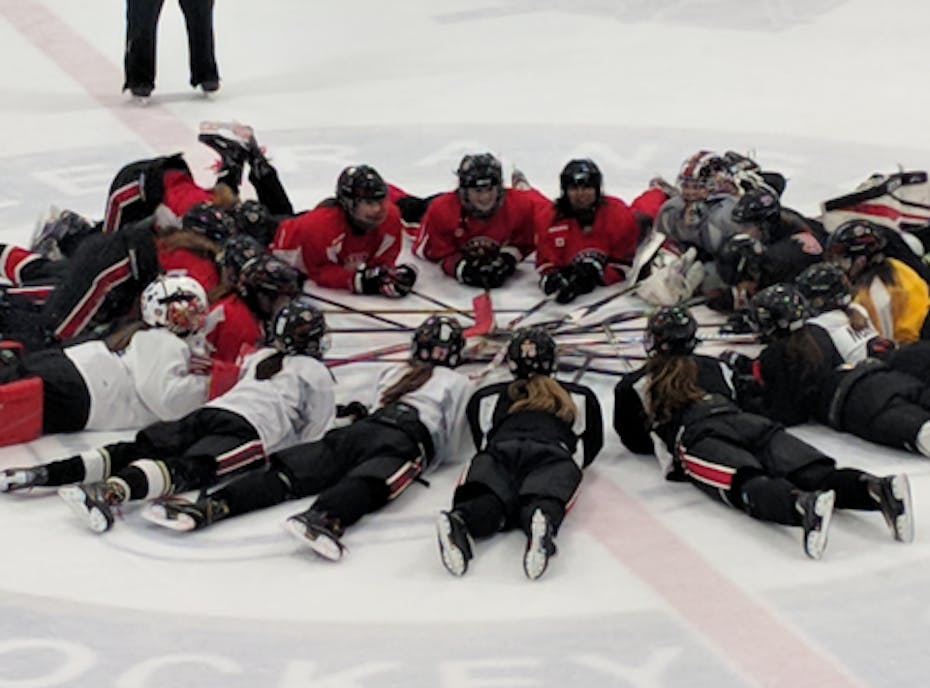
xmin=58 ymin=481 xmax=126 ymax=534
xmin=523 ymin=508 xmax=557 ymax=580
xmin=436 ymin=510 xmax=474 ymax=576
xmin=796 ymin=489 xmax=835 ymax=560
xmin=1 ymin=466 xmax=49 ymax=493
xmin=128 ymin=85 xmax=152 ymax=106
xmin=867 ymin=474 xmax=914 ymax=543
xmin=143 ymin=495 xmax=228 ymax=532
xmin=284 ymin=510 xmax=346 ymax=561
xmin=31 ymin=207 xmax=96 ymax=260
xmin=511 ymin=168 xmax=531 ymax=190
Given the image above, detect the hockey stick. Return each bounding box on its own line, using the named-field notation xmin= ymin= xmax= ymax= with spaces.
xmin=822 ymin=171 xmax=928 ymax=212
xmin=407 ymin=289 xmax=477 ymax=322
xmin=303 ymin=292 xmax=410 ymax=330
xmin=325 ymin=293 xmax=495 ymax=368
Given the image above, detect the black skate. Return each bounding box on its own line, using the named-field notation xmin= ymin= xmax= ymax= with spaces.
xmin=436 ymin=510 xmax=474 ymax=577
xmin=867 ymin=474 xmax=914 ymax=543
xmin=796 ymin=490 xmax=835 ymax=560
xmin=127 ymin=85 xmax=152 ymax=106
xmin=511 ymin=168 xmax=531 ymax=190
xmin=31 ymin=207 xmax=96 ymax=260
xmin=523 ymin=508 xmax=557 ymax=580
xmin=1 ymin=466 xmax=49 ymax=493
xmin=143 ymin=495 xmax=229 ymax=532
xmin=58 ymin=481 xmax=125 ymax=533
xmin=198 ymin=132 xmax=250 ymax=168
xmin=284 ymin=511 xmax=346 ymax=561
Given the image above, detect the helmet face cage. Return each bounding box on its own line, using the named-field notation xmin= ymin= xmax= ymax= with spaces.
xmin=645 ymin=306 xmax=698 ymax=357
xmin=182 ymin=203 xmax=237 ymax=243
xmin=231 ymin=201 xmax=275 ymax=242
xmin=217 ymin=234 xmax=264 ymax=280
xmin=677 ymin=150 xmax=732 ymax=198
xmin=140 ymin=274 xmax=209 ymax=336
xmin=457 ymin=154 xmax=504 ymax=218
xmin=270 ymin=295 xmax=327 ymax=358
xmin=506 ymin=327 xmax=557 ymax=378
xmin=716 ymin=233 xmax=764 ymax=286
xmin=749 ymin=284 xmax=809 ymax=340
xmin=336 ymin=165 xmax=388 ymax=211
xmin=238 ymin=255 xmax=301 ymax=299
xmin=795 ymin=262 xmax=852 ymax=314
xmin=411 ymin=315 xmax=465 ymax=368
xmin=732 ymin=189 xmax=780 ymax=226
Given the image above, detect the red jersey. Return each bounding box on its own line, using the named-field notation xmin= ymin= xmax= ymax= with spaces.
xmin=157 ymin=245 xmax=220 ymax=292
xmin=161 ymin=169 xmax=214 ymax=218
xmin=206 ymin=293 xmax=263 ymax=363
xmin=269 ymin=203 xmax=403 ymax=290
xmin=413 ymin=188 xmax=548 ymax=276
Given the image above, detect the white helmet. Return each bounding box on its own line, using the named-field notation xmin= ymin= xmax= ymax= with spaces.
xmin=140 ymin=273 xmax=209 ymax=336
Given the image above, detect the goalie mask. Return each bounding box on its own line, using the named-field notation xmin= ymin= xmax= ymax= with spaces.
xmin=677 ymin=150 xmax=733 ymax=201
xmin=140 ymin=274 xmax=209 ymax=337
xmin=507 ymin=327 xmax=557 ymax=378
xmin=411 ymin=315 xmax=465 ymax=368
xmin=749 ymin=284 xmax=808 ymax=342
xmin=269 ymin=295 xmax=328 ymax=358
xmin=795 ymin=262 xmax=853 ymax=315
xmin=645 ymin=306 xmax=698 ymax=357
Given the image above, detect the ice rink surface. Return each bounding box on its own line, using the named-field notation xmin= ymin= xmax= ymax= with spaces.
xmin=1 ymin=1 xmax=930 ymax=686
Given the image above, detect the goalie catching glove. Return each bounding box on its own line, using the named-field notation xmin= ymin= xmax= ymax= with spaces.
xmin=637 ymin=246 xmax=705 ymax=306
xmin=354 ymin=264 xmax=418 ymax=298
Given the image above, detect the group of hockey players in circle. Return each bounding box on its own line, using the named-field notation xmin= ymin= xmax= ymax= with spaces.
xmin=0 ymin=121 xmax=925 ymax=576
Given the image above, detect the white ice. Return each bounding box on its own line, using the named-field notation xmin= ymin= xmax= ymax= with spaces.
xmin=1 ymin=1 xmax=929 ymax=686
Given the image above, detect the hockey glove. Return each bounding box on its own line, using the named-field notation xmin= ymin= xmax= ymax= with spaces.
xmin=354 ymin=265 xmax=386 ymax=295
xmin=540 ymin=268 xmax=572 ymax=296
xmin=481 ymin=252 xmax=518 ymax=288
xmin=379 ymin=264 xmax=418 ymax=298
xmin=719 ymin=349 xmax=754 ymax=376
xmin=335 ymin=401 xmax=369 ymax=424
xmin=637 ymin=247 xmax=705 ymax=306
xmin=569 ymin=255 xmax=605 ymax=295
xmin=454 ymin=256 xmax=488 ymax=287
xmin=719 ymin=310 xmax=755 ymax=335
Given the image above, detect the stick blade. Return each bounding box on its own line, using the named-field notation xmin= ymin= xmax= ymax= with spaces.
xmin=464 ymin=292 xmax=494 ymax=337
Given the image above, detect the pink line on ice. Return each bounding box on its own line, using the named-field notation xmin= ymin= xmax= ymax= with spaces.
xmin=0 ymin=0 xmax=210 ymax=166
xmin=578 ymin=476 xmax=865 ymax=688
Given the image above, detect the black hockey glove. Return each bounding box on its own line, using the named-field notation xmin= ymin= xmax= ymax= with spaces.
xmin=719 ymin=349 xmax=754 ymax=376
xmin=454 ymin=256 xmax=488 ymax=287
xmin=720 ymin=310 xmax=755 ymax=335
xmin=540 ymin=268 xmax=572 ymax=296
xmin=480 ymin=252 xmax=518 ymax=288
xmin=336 ymin=401 xmax=369 ymax=422
xmin=379 ymin=264 xmax=418 ymax=298
xmin=568 ymin=255 xmax=605 ymax=295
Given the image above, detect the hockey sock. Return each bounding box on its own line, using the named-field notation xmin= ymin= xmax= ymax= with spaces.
xmin=43 ymin=450 xmax=107 ymax=486
xmin=518 ymin=497 xmax=564 ymax=537
xmin=312 ymin=477 xmax=386 ymax=528
xmin=738 ymin=475 xmax=802 ymax=525
xmin=807 ymin=467 xmax=877 ymax=511
xmin=120 ymin=460 xmax=171 ymax=501
xmin=211 ymin=469 xmax=292 ymax=518
xmin=453 ymin=488 xmax=507 ymax=538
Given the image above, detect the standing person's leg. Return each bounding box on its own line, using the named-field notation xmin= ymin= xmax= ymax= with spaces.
xmin=178 ymin=0 xmax=219 ymax=90
xmin=124 ymin=0 xmax=166 ymax=96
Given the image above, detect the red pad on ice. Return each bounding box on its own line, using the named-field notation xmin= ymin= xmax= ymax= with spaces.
xmin=0 ymin=376 xmax=43 ymax=446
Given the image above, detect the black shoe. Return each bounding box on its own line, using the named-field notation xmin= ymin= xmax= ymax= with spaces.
xmin=144 ymin=495 xmax=229 ymax=531
xmin=436 ymin=510 xmax=473 ymax=576
xmin=200 ymin=80 xmax=220 ymax=94
xmin=796 ymin=490 xmax=835 ymax=560
xmin=1 ymin=466 xmax=49 ymax=493
xmin=58 ymin=481 xmax=126 ymax=533
xmin=523 ymin=508 xmax=557 ymax=580
xmin=867 ymin=474 xmax=914 ymax=543
xmin=128 ymin=84 xmax=153 ymax=98
xmin=284 ymin=510 xmax=346 ymax=561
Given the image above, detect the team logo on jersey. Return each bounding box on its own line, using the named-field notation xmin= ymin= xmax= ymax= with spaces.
xmin=791 ymin=232 xmax=823 ymax=255
xmin=325 ymin=234 xmax=345 ymax=263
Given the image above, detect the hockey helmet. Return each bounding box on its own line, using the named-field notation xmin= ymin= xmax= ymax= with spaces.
xmin=716 ymin=233 xmax=765 ymax=286
xmin=457 ymin=153 xmax=504 ymax=218
xmin=181 ymin=202 xmax=237 ymax=243
xmin=238 ymin=254 xmax=301 ymax=299
xmin=216 ymin=234 xmax=264 ymax=281
xmin=560 ymin=159 xmax=603 ymax=194
xmin=140 ymin=273 xmax=209 ymax=337
xmin=269 ymin=295 xmax=328 ymax=358
xmin=507 ymin=327 xmax=557 ymax=378
xmin=795 ymin=262 xmax=853 ymax=314
xmin=231 ymin=200 xmax=276 ymax=245
xmin=731 ymin=189 xmax=781 ymax=227
xmin=748 ymin=283 xmax=808 ymax=341
xmin=644 ymin=306 xmax=698 ymax=357
xmin=826 ymin=220 xmax=888 ymax=262
xmin=677 ymin=150 xmax=731 ymax=196
xmin=411 ymin=315 xmax=465 ymax=367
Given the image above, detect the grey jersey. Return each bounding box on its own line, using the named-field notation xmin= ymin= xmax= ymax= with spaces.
xmin=654 ymin=194 xmax=741 ymax=259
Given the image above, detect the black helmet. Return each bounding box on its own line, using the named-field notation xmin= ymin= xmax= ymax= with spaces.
xmin=716 ymin=233 xmax=765 ymax=286
xmin=645 ymin=306 xmax=698 ymax=356
xmin=507 ymin=327 xmax=557 ymax=378
xmin=238 ymin=254 xmax=301 ymax=301
xmin=269 ymin=295 xmax=327 ymax=358
xmin=411 ymin=315 xmax=465 ymax=367
xmin=336 ymin=165 xmax=388 ymax=209
xmin=216 ymin=234 xmax=264 ymax=281
xmin=827 ymin=220 xmax=887 ymax=261
xmin=749 ymin=283 xmax=808 ymax=341
xmin=231 ymin=200 xmax=276 ymax=245
xmin=559 ymin=159 xmax=603 ymax=196
xmin=732 ymin=188 xmax=781 ymax=226
xmin=457 ymin=153 xmax=503 ymax=189
xmin=181 ymin=202 xmax=237 ymax=243
xmin=795 ymin=262 xmax=852 ymax=314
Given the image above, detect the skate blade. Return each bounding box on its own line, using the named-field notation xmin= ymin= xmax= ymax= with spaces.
xmin=804 ymin=491 xmax=835 ymax=560
xmin=892 ymin=475 xmax=915 ymax=543
xmin=436 ymin=512 xmax=468 ymax=576
xmin=283 ymin=519 xmax=344 ymax=562
xmin=58 ymin=486 xmax=111 ymax=533
xmin=141 ymin=504 xmax=196 ymax=532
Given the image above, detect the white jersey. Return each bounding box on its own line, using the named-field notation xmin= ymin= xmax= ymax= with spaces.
xmin=374 ymin=364 xmax=474 ymax=470
xmin=64 ymin=328 xmax=209 ymax=431
xmin=207 ymin=348 xmax=335 ymax=454
xmin=806 ymin=305 xmax=879 ymax=364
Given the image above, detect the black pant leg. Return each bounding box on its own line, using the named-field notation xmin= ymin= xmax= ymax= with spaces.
xmin=178 ymin=0 xmax=218 ymax=86
xmin=124 ymin=0 xmax=165 ymax=90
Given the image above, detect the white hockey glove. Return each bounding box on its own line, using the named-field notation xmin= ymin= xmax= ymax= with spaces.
xmin=637 ymin=247 xmax=705 ymax=306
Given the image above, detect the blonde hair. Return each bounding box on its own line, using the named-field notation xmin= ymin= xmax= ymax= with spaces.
xmin=507 ymin=375 xmax=576 ymax=423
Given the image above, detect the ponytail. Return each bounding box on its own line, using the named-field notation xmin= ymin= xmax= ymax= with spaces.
xmin=644 ymin=354 xmax=704 ymax=425
xmin=507 ymin=375 xmax=576 ymax=423
xmin=380 ymin=362 xmax=435 ymax=407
